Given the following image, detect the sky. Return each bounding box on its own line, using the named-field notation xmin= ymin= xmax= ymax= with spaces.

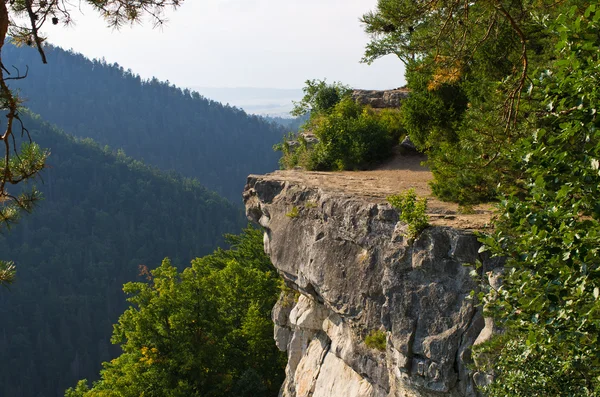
xmin=43 ymin=0 xmax=406 ymax=91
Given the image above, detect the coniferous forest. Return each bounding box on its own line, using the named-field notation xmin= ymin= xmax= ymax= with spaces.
xmin=0 ymin=112 xmax=247 ymax=396
xmin=4 ymin=44 xmax=287 ymax=204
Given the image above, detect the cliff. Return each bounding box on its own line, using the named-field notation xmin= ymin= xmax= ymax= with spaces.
xmin=243 ymin=154 xmax=499 ymax=397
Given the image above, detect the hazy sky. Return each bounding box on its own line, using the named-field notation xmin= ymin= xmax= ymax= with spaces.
xmin=43 ymin=0 xmax=405 ymax=90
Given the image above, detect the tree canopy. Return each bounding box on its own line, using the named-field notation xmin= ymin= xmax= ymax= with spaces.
xmin=277 ymin=79 xmax=403 ymax=171
xmin=362 ymin=0 xmax=569 ymax=204
xmin=4 ymin=43 xmax=286 ymax=204
xmin=65 ymin=227 xmax=285 ymax=397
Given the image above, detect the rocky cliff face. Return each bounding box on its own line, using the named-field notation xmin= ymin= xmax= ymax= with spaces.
xmin=243 ymin=170 xmax=497 ymax=397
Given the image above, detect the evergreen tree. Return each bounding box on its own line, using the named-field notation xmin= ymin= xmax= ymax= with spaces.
xmin=4 ymin=44 xmax=286 ymax=203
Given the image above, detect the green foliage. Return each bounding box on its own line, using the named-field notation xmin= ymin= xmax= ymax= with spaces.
xmin=399 ymin=66 xmax=468 ymax=150
xmin=291 ymin=79 xmax=351 ymax=117
xmin=279 ymin=97 xmax=397 ymax=171
xmin=387 ymin=189 xmax=429 ymax=240
xmin=67 ymin=227 xmax=285 ymax=397
xmin=285 ymin=206 xmax=299 ymax=218
xmin=364 ymin=330 xmax=386 ymax=351
xmin=361 ymin=0 xmax=558 ymax=204
xmin=376 ymin=107 xmax=406 ymax=144
xmin=364 ymin=0 xmax=600 ymax=393
xmin=0 ymin=260 xmax=16 ymax=286
xmin=63 ymin=380 xmax=90 ymax=397
xmin=472 ymin=5 xmax=600 ymax=395
xmin=0 ymin=140 xmax=48 ymax=229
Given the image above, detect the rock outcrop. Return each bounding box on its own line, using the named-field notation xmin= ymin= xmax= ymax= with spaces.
xmin=243 ymin=168 xmax=497 ymax=397
xmin=351 ymin=89 xmax=410 ymax=109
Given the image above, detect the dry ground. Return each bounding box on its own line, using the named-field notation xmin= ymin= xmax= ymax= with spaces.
xmin=254 ymin=151 xmax=495 ymax=231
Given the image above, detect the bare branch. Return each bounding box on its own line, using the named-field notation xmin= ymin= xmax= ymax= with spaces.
xmin=24 ymin=0 xmax=48 ymax=64
xmin=494 ymin=2 xmax=528 ymax=130
xmin=5 ymin=65 xmax=29 ymax=81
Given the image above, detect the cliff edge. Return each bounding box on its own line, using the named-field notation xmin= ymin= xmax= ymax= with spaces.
xmin=243 ymin=154 xmax=499 ymax=397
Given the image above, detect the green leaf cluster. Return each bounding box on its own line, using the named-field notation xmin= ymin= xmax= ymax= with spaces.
xmin=473 ymin=5 xmax=600 ymax=395
xmin=387 ymin=188 xmax=429 ymax=241
xmin=291 ymin=79 xmax=352 ymax=117
xmin=66 ymin=227 xmax=285 ymax=397
xmin=364 ymin=1 xmax=600 ymax=392
xmin=362 ymin=0 xmax=560 ymax=204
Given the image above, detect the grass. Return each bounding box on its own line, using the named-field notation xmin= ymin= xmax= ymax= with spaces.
xmin=365 ymin=330 xmax=386 ymax=351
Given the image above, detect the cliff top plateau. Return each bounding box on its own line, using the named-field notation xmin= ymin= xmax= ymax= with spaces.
xmin=248 ymin=150 xmax=494 ymax=231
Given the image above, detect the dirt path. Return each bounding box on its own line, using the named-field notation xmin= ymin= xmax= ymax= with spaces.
xmin=253 ymin=152 xmax=495 ymax=231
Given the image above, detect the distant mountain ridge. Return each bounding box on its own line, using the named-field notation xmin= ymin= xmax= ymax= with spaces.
xmin=189 ymin=86 xmax=303 ymax=117
xmin=4 ymin=44 xmax=286 ymax=203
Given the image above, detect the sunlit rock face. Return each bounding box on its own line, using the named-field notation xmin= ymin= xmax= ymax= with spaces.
xmin=351 ymin=88 xmax=410 ymax=109
xmin=244 ymin=174 xmax=500 ymax=397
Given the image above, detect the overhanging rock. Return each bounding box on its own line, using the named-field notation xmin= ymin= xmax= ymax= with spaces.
xmin=243 ymin=170 xmax=499 ymax=397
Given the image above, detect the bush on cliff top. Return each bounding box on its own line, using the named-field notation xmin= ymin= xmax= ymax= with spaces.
xmin=276 ymin=81 xmax=402 ymax=171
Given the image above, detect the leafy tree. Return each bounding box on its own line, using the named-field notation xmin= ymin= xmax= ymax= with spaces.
xmin=278 ymin=79 xmax=402 ymax=171
xmin=0 ymin=111 xmax=244 ymax=397
xmin=475 ymin=5 xmax=600 ymax=395
xmin=291 ymin=79 xmax=351 ymax=117
xmin=66 ymin=227 xmax=285 ymax=397
xmin=387 ymin=188 xmax=428 ymax=241
xmin=361 ymin=0 xmax=564 ymax=203
xmin=278 ymin=97 xmax=397 ymax=170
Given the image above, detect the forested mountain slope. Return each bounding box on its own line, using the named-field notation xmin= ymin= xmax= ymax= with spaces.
xmin=0 ymin=112 xmax=244 ymax=397
xmin=4 ymin=44 xmax=285 ymax=203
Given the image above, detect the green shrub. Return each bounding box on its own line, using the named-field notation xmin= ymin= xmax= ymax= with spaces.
xmin=364 ymin=330 xmax=386 ymax=351
xmin=291 ymin=79 xmax=352 ymax=117
xmin=311 ymin=98 xmax=393 ymax=170
xmin=277 ymin=98 xmax=397 ymax=171
xmin=387 ymin=188 xmax=429 ymax=240
xmin=285 ymin=206 xmax=299 ymax=218
xmin=377 ymin=108 xmax=406 ymax=144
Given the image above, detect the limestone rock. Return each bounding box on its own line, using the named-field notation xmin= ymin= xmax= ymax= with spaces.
xmin=351 ymin=89 xmax=410 ymax=109
xmin=400 ymin=136 xmax=418 ymax=152
xmin=245 ymin=174 xmax=499 ymax=397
